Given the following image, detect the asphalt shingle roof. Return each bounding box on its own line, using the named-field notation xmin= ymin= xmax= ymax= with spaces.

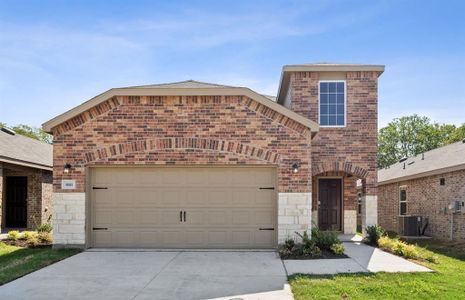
xmin=0 ymin=129 xmax=52 ymax=169
xmin=378 ymin=140 xmax=465 ymax=184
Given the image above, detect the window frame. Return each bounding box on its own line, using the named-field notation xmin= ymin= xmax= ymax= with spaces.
xmin=399 ymin=186 xmax=408 ymax=216
xmin=318 ymin=80 xmax=347 ymax=128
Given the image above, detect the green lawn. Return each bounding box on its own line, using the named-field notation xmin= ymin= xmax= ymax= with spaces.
xmin=289 ymin=241 xmax=465 ymax=299
xmin=0 ymin=242 xmax=80 ymax=285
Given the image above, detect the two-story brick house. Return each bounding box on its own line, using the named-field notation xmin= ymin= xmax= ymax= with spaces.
xmin=42 ymin=63 xmax=384 ymax=249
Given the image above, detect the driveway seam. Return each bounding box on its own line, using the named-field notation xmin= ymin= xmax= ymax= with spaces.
xmin=131 ymin=251 xmax=182 ymax=300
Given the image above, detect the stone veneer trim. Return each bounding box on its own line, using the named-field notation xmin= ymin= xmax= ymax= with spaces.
xmin=278 ymin=192 xmax=312 ymax=243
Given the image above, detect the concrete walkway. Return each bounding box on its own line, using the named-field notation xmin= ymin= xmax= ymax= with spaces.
xmin=284 ymin=241 xmax=432 ymax=275
xmin=0 ymin=251 xmax=291 ymax=300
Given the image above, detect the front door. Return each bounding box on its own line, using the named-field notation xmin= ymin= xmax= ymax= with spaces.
xmin=5 ymin=176 xmax=28 ymax=228
xmin=318 ymin=178 xmax=342 ymax=231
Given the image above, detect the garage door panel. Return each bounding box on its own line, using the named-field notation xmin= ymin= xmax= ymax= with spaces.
xmin=136 ymin=210 xmax=160 ymax=225
xmin=185 ymin=231 xmax=205 ymax=246
xmin=207 ymin=231 xmax=228 ymax=245
xmin=232 ymin=210 xmax=250 ymax=225
xmin=255 ymin=231 xmax=274 ymax=246
xmin=231 ymin=231 xmax=252 ymax=246
xmin=255 ymin=210 xmax=274 ymax=225
xmin=91 ymin=167 xmax=276 ymax=249
xmin=160 ymin=210 xmax=184 ymax=225
xmin=207 ymin=210 xmax=229 ymax=225
xmin=94 ymin=209 xmax=112 ymax=227
xmin=207 ymin=189 xmax=232 ymax=206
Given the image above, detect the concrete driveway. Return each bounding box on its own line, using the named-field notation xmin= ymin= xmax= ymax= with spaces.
xmin=0 ymin=250 xmax=291 ymax=300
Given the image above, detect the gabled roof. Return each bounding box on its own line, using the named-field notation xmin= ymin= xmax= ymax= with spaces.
xmin=378 ymin=140 xmax=465 ymax=185
xmin=277 ymin=63 xmax=385 ymax=104
xmin=0 ymin=128 xmax=53 ymax=170
xmin=42 ymin=80 xmax=319 ymax=133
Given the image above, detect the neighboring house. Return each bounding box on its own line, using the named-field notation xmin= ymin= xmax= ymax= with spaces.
xmin=42 ymin=63 xmax=384 ymax=249
xmin=0 ymin=128 xmax=53 ymax=230
xmin=378 ymin=141 xmax=465 ymax=242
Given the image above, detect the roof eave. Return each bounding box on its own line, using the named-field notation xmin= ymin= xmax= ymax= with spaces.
xmin=0 ymin=157 xmax=53 ymax=171
xmin=276 ymin=64 xmax=385 ymax=104
xmin=378 ymin=163 xmax=465 ymax=186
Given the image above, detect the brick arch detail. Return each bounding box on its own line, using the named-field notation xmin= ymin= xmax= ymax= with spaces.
xmin=83 ymin=137 xmax=281 ymax=165
xmin=312 ymin=160 xmax=369 ymax=178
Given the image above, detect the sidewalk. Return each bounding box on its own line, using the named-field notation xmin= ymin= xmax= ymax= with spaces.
xmin=284 ymin=240 xmax=432 ymax=275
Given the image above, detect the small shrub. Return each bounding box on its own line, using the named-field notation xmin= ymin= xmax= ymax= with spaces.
xmin=401 ymin=244 xmax=419 ymax=259
xmin=365 ymin=225 xmax=385 ymax=245
xmin=38 ymin=232 xmax=53 ymax=244
xmin=22 ymin=231 xmax=37 ymax=240
xmin=302 ymin=243 xmax=322 ymax=257
xmin=7 ymin=230 xmax=20 ymax=241
xmin=37 ymin=223 xmax=53 ymax=233
xmin=311 ymin=227 xmax=339 ymax=250
xmin=27 ymin=236 xmax=40 ymax=247
xmin=378 ymin=236 xmax=397 ymax=250
xmin=330 ymin=243 xmax=345 ymax=255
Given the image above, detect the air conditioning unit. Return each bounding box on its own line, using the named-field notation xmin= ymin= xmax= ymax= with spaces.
xmin=398 ymin=215 xmax=422 ymax=236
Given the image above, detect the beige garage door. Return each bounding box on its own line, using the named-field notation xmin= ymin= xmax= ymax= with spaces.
xmin=90 ymin=167 xmax=277 ymax=248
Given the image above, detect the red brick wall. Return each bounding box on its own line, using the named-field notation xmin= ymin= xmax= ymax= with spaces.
xmin=1 ymin=166 xmax=52 ymax=229
xmin=52 ymin=95 xmax=312 ymax=194
xmin=378 ymin=169 xmax=465 ymax=242
xmin=288 ymin=71 xmax=379 ymax=195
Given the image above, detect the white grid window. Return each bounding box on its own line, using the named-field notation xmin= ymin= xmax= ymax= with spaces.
xmin=319 ymin=81 xmax=345 ymax=126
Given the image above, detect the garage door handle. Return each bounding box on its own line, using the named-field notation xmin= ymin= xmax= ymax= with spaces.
xmin=184 ymin=211 xmax=186 ymax=222
xmin=259 ymin=228 xmax=275 ymax=231
xmin=259 ymin=187 xmax=275 ymax=190
xmin=180 ymin=211 xmax=182 ymax=222
xmin=92 ymin=187 xmax=108 ymax=190
xmin=93 ymin=227 xmax=108 ymax=230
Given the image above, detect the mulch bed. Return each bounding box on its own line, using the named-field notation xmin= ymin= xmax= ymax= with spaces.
xmin=2 ymin=239 xmax=52 ymax=248
xmin=281 ymin=250 xmax=348 ymax=260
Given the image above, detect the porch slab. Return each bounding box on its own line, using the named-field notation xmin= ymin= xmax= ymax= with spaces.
xmin=284 ymin=241 xmax=431 ymax=275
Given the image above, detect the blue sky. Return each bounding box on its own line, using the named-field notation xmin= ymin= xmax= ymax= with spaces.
xmin=0 ymin=0 xmax=464 ymax=128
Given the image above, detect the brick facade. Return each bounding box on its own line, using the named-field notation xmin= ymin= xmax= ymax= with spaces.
xmin=378 ymin=169 xmax=465 ymax=242
xmin=52 ymin=95 xmax=312 ymax=194
xmin=286 ymin=71 xmax=380 ymax=232
xmin=0 ymin=163 xmax=52 ymax=229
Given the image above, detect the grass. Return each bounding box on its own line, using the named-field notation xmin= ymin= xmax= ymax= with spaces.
xmin=0 ymin=242 xmax=81 ymax=285
xmin=289 ymin=240 xmax=465 ymax=299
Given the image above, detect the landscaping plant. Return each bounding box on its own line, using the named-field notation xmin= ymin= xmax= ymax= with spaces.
xmin=7 ymin=230 xmax=20 ymax=241
xmin=38 ymin=232 xmax=53 ymax=244
xmin=330 ymin=243 xmax=345 ymax=255
xmin=365 ymin=224 xmax=385 ymax=245
xmin=311 ymin=227 xmax=339 ymax=251
xmin=37 ymin=223 xmax=53 ymax=233
xmin=22 ymin=231 xmax=37 ymax=240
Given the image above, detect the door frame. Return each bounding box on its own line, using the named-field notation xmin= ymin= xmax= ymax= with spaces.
xmin=85 ymin=165 xmax=278 ymax=249
xmin=317 ymin=177 xmax=343 ymax=231
xmin=5 ymin=176 xmax=28 ymax=228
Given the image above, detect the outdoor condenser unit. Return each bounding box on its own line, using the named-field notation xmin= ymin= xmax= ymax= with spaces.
xmin=398 ymin=215 xmax=422 ymax=236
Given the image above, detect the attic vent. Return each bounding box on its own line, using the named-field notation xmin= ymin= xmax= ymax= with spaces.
xmin=0 ymin=127 xmax=16 ymax=135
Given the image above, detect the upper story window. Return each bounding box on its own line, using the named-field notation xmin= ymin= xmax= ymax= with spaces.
xmin=319 ymin=81 xmax=346 ymax=126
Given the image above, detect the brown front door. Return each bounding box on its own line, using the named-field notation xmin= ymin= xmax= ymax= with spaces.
xmin=318 ymin=178 xmax=342 ymax=231
xmin=5 ymin=176 xmax=28 ymax=228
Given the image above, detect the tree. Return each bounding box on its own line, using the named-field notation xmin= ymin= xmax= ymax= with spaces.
xmin=0 ymin=123 xmax=52 ymax=144
xmin=378 ymin=115 xmax=465 ymax=169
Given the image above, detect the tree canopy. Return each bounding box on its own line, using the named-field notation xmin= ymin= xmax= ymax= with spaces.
xmin=378 ymin=115 xmax=465 ymax=169
xmin=0 ymin=123 xmax=52 ymax=144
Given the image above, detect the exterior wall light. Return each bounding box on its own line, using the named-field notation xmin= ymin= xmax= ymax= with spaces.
xmin=291 ymin=163 xmax=300 ymax=173
xmin=64 ymin=163 xmax=72 ymax=174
